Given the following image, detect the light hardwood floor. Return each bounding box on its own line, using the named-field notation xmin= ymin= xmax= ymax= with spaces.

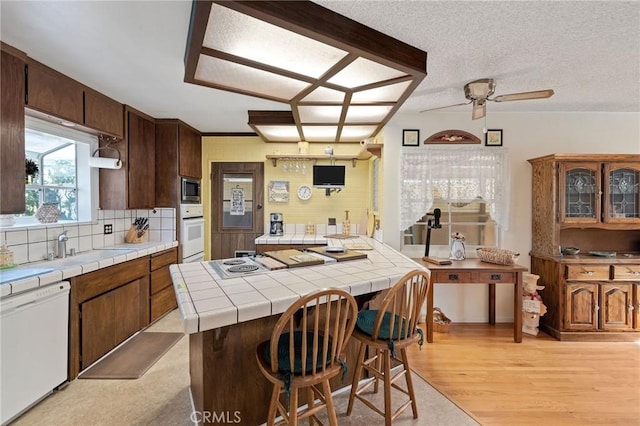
xmin=406 ymin=323 xmax=640 ymax=426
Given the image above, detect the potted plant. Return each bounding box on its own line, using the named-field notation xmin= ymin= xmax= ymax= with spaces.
xmin=25 ymin=158 xmax=39 ymax=184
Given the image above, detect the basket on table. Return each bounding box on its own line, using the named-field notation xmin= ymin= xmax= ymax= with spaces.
xmin=476 ymin=247 xmax=520 ymax=265
xmin=433 ymin=307 xmax=451 ymax=333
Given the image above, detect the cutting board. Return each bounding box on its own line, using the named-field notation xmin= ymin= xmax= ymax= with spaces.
xmin=306 ymin=246 xmax=368 ymax=262
xmin=255 ymin=256 xmax=288 ymax=270
xmin=263 ymin=249 xmax=324 ymax=268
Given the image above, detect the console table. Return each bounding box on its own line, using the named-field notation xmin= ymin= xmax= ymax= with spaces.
xmin=415 ymin=258 xmax=527 ymax=343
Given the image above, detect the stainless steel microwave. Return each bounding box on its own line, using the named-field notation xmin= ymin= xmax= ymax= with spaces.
xmin=181 ymin=177 xmax=201 ymax=204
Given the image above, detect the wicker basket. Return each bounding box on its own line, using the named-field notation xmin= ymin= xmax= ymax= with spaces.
xmin=433 ymin=307 xmax=451 ymax=333
xmin=476 ymin=247 xmax=520 ymax=265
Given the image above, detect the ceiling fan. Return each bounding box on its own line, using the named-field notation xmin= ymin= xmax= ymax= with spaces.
xmin=420 ymin=78 xmax=554 ymax=120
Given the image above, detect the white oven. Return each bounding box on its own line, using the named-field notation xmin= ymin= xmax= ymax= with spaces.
xmin=180 ymin=204 xmax=205 ymax=263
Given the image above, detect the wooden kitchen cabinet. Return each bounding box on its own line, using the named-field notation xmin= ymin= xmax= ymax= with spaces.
xmin=149 ymin=247 xmax=178 ymax=323
xmin=0 ymin=44 xmax=26 ymax=214
xmin=155 ymin=120 xmax=202 ymax=207
xmin=99 ymin=107 xmax=156 ymax=210
xmin=529 ymin=154 xmax=640 ymax=341
xmin=26 ymin=58 xmax=84 ymax=124
xmin=69 ymin=257 xmax=149 ymax=378
xmin=84 ymin=87 xmax=124 ymax=138
xmin=80 ymin=278 xmax=141 ymax=369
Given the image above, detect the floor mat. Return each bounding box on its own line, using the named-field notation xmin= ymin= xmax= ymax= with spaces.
xmin=79 ymin=332 xmax=184 ymax=379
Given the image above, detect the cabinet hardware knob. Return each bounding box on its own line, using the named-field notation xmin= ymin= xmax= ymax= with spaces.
xmin=631 ymin=271 xmax=640 ymax=276
xmin=582 ymin=271 xmax=594 ymax=276
xmin=448 ymin=274 xmax=459 ymax=280
xmin=594 ymin=304 xmax=600 ymax=312
xmin=628 ymin=304 xmax=634 ymax=312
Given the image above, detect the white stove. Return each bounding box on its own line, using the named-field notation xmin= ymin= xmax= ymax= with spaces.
xmin=209 ymin=257 xmax=269 ymax=279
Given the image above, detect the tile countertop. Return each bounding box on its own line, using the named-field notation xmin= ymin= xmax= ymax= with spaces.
xmin=171 ymin=237 xmax=428 ymax=335
xmin=0 ymin=241 xmax=178 ymax=298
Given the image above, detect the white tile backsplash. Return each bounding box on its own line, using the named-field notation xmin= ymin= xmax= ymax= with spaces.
xmin=2 ymin=207 xmax=175 ymax=265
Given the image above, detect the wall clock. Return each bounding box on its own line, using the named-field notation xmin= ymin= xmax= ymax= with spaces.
xmin=297 ymin=185 xmax=312 ymax=200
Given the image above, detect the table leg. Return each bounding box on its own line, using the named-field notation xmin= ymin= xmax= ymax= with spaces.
xmin=427 ymin=276 xmax=434 ymax=343
xmin=514 ymin=272 xmax=523 ymax=343
xmin=488 ymin=283 xmax=496 ymax=325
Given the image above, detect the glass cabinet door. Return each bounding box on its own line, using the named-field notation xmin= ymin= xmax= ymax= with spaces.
xmin=559 ymin=163 xmax=601 ymax=224
xmin=603 ymin=163 xmax=640 ymax=223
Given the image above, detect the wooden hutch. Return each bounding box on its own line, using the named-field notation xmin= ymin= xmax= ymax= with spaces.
xmin=528 ymin=154 xmax=640 ymax=341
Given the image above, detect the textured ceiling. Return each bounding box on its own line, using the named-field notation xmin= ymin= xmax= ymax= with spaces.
xmin=1 ymin=1 xmax=638 ymax=134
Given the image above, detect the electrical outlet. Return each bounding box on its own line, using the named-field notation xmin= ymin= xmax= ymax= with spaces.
xmin=328 ymin=218 xmax=336 ymax=225
xmin=104 ymin=224 xmax=113 ymax=234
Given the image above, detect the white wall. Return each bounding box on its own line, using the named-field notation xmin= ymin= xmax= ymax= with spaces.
xmin=384 ymin=111 xmax=640 ymax=322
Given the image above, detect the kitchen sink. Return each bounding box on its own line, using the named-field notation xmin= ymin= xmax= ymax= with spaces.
xmin=48 ymin=248 xmax=136 ymax=268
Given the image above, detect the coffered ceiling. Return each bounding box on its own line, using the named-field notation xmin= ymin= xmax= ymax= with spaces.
xmin=1 ymin=1 xmax=638 ymax=138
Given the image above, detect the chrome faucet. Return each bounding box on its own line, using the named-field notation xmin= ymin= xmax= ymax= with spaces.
xmin=57 ymin=230 xmax=68 ymax=259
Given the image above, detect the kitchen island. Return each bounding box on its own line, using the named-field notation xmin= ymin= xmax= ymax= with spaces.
xmin=170 ymin=237 xmax=427 ymax=424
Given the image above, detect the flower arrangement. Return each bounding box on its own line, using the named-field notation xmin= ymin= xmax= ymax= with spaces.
xmin=25 ymin=158 xmax=39 ymax=183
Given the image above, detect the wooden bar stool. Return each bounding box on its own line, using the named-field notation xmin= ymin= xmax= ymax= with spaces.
xmin=256 ymin=288 xmax=358 ymax=426
xmin=346 ymin=270 xmax=430 ymax=425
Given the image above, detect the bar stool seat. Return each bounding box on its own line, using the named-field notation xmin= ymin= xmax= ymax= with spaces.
xmin=256 ymin=288 xmax=358 ymax=426
xmin=346 ymin=270 xmax=430 ymax=425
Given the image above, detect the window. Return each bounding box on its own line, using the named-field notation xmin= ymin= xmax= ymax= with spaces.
xmin=18 ymin=117 xmax=97 ymax=225
xmin=400 ymin=147 xmax=509 ymax=253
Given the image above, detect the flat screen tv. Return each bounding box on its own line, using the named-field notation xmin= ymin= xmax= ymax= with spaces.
xmin=313 ymin=165 xmax=345 ymax=189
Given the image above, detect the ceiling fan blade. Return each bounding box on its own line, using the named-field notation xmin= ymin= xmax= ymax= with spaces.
xmin=471 ymin=99 xmax=486 ymax=120
xmin=419 ymin=101 xmax=472 ymax=113
xmin=492 ymin=89 xmax=554 ymax=102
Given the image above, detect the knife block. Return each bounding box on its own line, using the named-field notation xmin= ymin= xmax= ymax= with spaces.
xmin=125 ymin=225 xmax=145 ymax=243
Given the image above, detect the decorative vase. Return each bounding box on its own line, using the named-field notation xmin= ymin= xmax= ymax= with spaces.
xmin=36 ymin=203 xmax=61 ymax=223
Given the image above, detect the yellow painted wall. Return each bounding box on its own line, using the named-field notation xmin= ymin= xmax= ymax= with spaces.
xmin=201 ymin=136 xmax=375 ymax=259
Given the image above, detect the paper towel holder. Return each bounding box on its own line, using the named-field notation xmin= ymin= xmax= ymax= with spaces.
xmin=90 ymin=135 xmax=122 ymax=169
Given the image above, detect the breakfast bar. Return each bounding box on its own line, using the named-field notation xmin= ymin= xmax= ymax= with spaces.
xmin=170 ymin=237 xmax=427 ymax=424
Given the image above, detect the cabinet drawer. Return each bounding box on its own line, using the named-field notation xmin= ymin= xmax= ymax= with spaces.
xmin=150 ymin=248 xmax=178 ymax=271
xmin=150 ymin=285 xmax=177 ymax=322
xmin=612 ymin=265 xmax=640 ymax=280
xmin=433 ymin=271 xmax=472 ymax=283
xmin=472 ymin=272 xmax=516 ymax=283
xmin=566 ymin=265 xmax=610 ymax=281
xmin=150 ymin=267 xmax=172 ymax=295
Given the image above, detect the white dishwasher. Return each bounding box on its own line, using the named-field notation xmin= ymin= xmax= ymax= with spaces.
xmin=0 ymin=281 xmax=70 ymax=425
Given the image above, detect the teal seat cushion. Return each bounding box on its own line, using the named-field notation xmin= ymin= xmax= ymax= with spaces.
xmin=263 ymin=331 xmax=332 ymax=375
xmin=356 ymin=310 xmax=411 ymax=340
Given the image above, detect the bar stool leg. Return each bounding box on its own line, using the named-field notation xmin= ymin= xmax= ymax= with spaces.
xmin=401 ymin=347 xmax=418 ymax=418
xmin=290 ymin=387 xmax=299 ymax=426
xmin=383 ymin=349 xmax=392 ymax=426
xmin=347 ymin=341 xmax=367 ymax=415
xmin=267 ymin=383 xmax=280 ymax=426
xmin=322 ymin=379 xmax=339 ymax=426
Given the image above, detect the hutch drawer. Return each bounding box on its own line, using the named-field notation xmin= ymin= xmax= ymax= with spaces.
xmin=566 ymin=265 xmax=610 ymax=281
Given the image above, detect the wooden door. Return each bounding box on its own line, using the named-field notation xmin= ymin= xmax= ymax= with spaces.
xmin=634 ymin=284 xmax=640 ymax=330
xmin=602 ymin=163 xmax=640 ymax=224
xmin=211 ymin=162 xmax=264 ymax=259
xmin=558 ymin=162 xmax=601 ymax=225
xmin=127 ymin=111 xmax=156 ymax=209
xmin=113 ymin=279 xmax=141 ymax=345
xmin=600 ymin=284 xmax=633 ymax=330
xmin=564 ymin=282 xmax=598 ymax=331
xmin=84 ymin=88 xmax=124 ymax=138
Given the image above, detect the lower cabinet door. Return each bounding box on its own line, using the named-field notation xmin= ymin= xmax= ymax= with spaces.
xmin=80 ymin=279 xmax=140 ymax=369
xmin=600 ymin=283 xmax=633 ymax=330
xmin=150 ymin=285 xmax=177 ymax=323
xmin=565 ymin=282 xmax=599 ymax=331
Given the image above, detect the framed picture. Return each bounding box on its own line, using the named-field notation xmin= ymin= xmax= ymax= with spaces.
xmin=402 ymin=129 xmax=420 ymax=146
xmin=485 ymin=129 xmax=503 ymax=146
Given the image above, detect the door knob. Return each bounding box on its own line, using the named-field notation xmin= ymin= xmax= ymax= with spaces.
xmin=257 ymin=204 xmax=263 ymax=210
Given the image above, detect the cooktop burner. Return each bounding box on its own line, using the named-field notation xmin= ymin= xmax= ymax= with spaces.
xmin=223 ymin=259 xmax=246 ymax=266
xmin=227 ymin=264 xmax=259 ymax=273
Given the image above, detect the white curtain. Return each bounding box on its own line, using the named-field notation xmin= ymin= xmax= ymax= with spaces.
xmin=400 ymin=146 xmax=511 ymax=231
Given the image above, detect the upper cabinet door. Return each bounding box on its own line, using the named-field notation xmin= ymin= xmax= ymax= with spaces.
xmin=0 ymin=49 xmax=26 ymax=214
xmin=26 ymin=59 xmax=83 ymax=123
xmin=127 ymin=111 xmax=155 ymax=209
xmin=178 ymin=125 xmax=202 ymax=179
xmin=84 ymin=88 xmax=124 ymax=138
xmin=603 ymin=163 xmax=640 ymax=224
xmin=558 ymin=162 xmax=601 ymax=225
